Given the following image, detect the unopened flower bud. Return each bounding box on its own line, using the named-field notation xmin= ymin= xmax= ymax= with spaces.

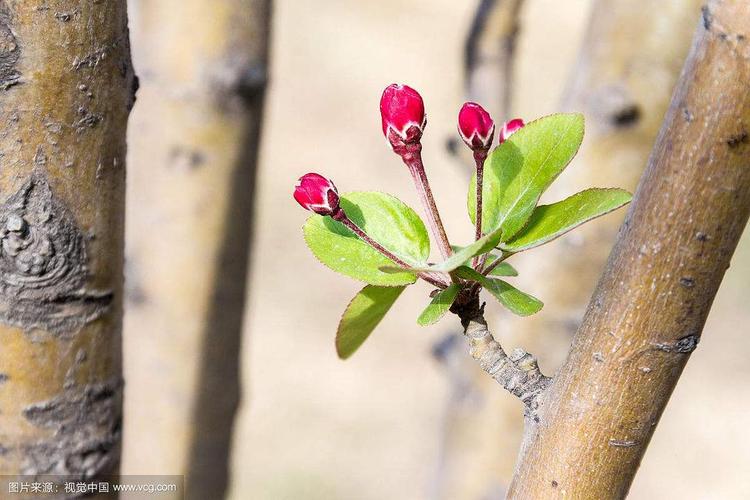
xmin=380 ymin=83 xmax=427 ymax=146
xmin=293 ymin=173 xmax=340 ymax=216
xmin=458 ymin=102 xmax=495 ymax=150
xmin=499 ymin=118 xmax=525 ymax=144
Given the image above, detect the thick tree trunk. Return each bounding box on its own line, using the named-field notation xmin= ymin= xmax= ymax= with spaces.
xmin=0 ymin=0 xmax=134 ymax=483
xmin=435 ymin=1 xmax=702 ymax=497
xmin=509 ymin=0 xmax=704 ymax=376
xmin=509 ymin=1 xmax=750 ymax=496
xmin=122 ymin=0 xmax=270 ymax=497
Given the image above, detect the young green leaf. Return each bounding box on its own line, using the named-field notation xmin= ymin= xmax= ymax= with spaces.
xmin=500 ymin=188 xmax=632 ymax=252
xmin=482 ymin=254 xmax=518 ymax=276
xmin=336 ymin=285 xmax=406 ymax=359
xmin=454 ymin=266 xmax=543 ymax=316
xmin=449 ymin=243 xmax=518 ymax=277
xmin=417 ymin=284 xmax=461 ymax=326
xmin=450 ymin=247 xmax=518 ymax=276
xmin=380 ymin=225 xmax=504 ymax=274
xmin=304 ymin=192 xmax=430 ymax=286
xmin=468 ymin=113 xmax=585 ymax=241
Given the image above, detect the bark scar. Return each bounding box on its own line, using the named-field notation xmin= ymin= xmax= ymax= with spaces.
xmin=0 ymin=172 xmax=112 ymax=337
xmin=652 ymin=334 xmax=700 ymax=354
xmin=0 ymin=1 xmax=21 ymax=90
xmin=21 ymin=378 xmax=122 ymax=479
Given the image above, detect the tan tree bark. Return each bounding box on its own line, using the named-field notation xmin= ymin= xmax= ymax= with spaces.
xmin=0 ymin=0 xmax=134 ymax=483
xmin=435 ymin=1 xmax=702 ymax=497
xmin=122 ymin=0 xmax=270 ymax=496
xmin=507 ymin=0 xmax=704 ymax=367
xmin=508 ymin=1 xmax=750 ymax=495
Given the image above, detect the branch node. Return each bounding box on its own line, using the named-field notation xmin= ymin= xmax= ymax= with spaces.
xmin=456 ymin=298 xmax=551 ymax=419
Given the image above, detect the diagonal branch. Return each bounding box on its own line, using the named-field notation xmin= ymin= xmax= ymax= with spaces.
xmin=508 ymin=1 xmax=750 ymax=496
xmin=454 ymin=298 xmax=551 ymax=420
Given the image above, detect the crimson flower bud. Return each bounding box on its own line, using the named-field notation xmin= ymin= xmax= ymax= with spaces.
xmin=380 ymin=83 xmax=427 ymax=145
xmin=293 ymin=173 xmax=340 ymax=216
xmin=499 ymin=118 xmax=525 ymax=144
xmin=458 ymin=102 xmax=495 ymax=150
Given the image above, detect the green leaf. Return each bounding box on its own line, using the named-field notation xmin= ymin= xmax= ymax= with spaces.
xmin=304 ymin=192 xmax=430 ymax=286
xmin=484 ymin=257 xmax=518 ymax=277
xmin=454 ymin=267 xmax=543 ymax=316
xmin=469 ymin=113 xmax=585 ymax=241
xmin=501 ymin=188 xmax=632 ymax=252
xmin=450 ymin=246 xmax=517 ymax=277
xmin=417 ymin=284 xmax=461 ymax=326
xmin=380 ymin=226 xmax=504 ymax=274
xmin=336 ymin=285 xmax=406 ymax=359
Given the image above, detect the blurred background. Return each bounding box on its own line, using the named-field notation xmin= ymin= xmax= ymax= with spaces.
xmin=121 ymin=0 xmax=750 ymax=498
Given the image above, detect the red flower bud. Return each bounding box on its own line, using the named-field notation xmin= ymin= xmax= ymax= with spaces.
xmin=293 ymin=173 xmax=340 ymax=216
xmin=458 ymin=102 xmax=495 ymax=150
xmin=499 ymin=118 xmax=525 ymax=144
xmin=380 ymin=83 xmax=427 ymax=145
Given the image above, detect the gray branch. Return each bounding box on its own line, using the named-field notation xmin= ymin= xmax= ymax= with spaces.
xmin=461 ymin=308 xmax=550 ymax=420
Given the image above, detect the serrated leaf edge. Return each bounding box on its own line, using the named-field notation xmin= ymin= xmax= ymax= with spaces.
xmin=499 ymin=187 xmax=632 ymax=253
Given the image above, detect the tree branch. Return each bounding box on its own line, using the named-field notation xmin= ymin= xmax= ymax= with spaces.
xmin=508 ymin=1 xmax=750 ymax=496
xmin=504 ymin=0 xmax=704 ymax=367
xmin=464 ymin=316 xmax=550 ymax=419
xmin=439 ymin=0 xmax=704 ymax=494
xmin=455 ymin=299 xmax=550 ymax=420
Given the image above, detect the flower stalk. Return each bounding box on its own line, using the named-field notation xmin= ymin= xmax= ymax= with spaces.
xmin=294 ymin=172 xmax=449 ymax=289
xmin=381 ymin=84 xmax=453 ymax=261
xmin=457 ymin=102 xmax=496 ymax=269
xmin=331 ymin=209 xmax=449 ymax=289
xmin=390 ymin=141 xmax=454 ymax=261
xmin=472 ymin=148 xmax=489 ymax=268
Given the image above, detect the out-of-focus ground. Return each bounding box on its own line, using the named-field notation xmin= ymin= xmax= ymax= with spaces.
xmin=228 ymin=1 xmax=750 ymax=498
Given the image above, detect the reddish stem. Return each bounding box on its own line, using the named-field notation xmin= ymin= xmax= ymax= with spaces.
xmin=392 ymin=141 xmax=453 ymax=261
xmin=472 ymin=148 xmax=489 ymax=269
xmin=333 ymin=210 xmax=449 ymax=289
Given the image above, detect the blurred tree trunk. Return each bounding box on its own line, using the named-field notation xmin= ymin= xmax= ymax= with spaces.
xmin=122 ymin=0 xmax=270 ymax=497
xmin=432 ymin=2 xmax=526 ymax=498
xmin=509 ymin=1 xmax=750 ymax=494
xmin=0 ymin=0 xmax=133 ymax=482
xmin=464 ymin=0 xmax=524 ymax=119
xmin=435 ymin=0 xmax=703 ymax=497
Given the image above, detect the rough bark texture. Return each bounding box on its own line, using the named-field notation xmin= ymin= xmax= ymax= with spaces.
xmin=457 ymin=300 xmax=550 ymax=419
xmin=436 ymin=1 xmax=702 ymax=497
xmin=121 ymin=1 xmax=270 ymax=497
xmin=0 ymin=0 xmax=133 ymax=484
xmin=509 ymin=1 xmax=750 ymax=496
xmin=511 ymin=0 xmax=704 ymax=376
xmin=433 ymin=2 xmax=703 ymax=495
